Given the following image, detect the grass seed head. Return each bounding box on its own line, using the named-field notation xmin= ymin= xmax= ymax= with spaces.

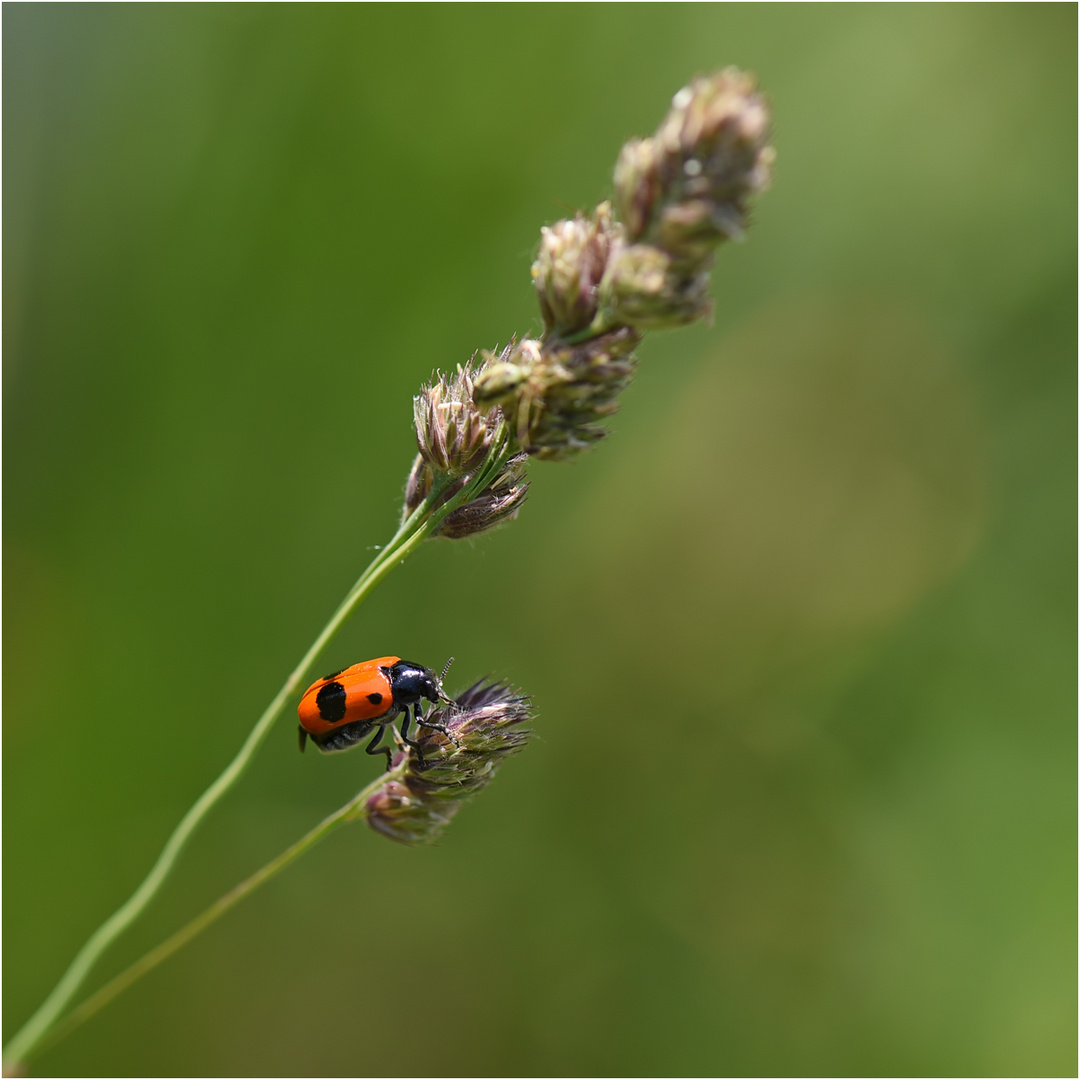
xmin=532 ymin=204 xmax=617 ymax=336
xmin=619 ymin=68 xmax=774 ymax=251
xmin=435 ymin=454 xmax=529 ymax=539
xmin=600 ymin=243 xmax=713 ymax=330
xmin=475 ymin=330 xmax=639 ymax=461
xmin=413 ymin=362 xmax=495 ymax=476
xmin=364 ymin=680 xmax=534 ymax=845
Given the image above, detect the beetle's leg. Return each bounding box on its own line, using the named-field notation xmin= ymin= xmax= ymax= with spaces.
xmin=416 ymin=717 xmax=459 ymax=747
xmin=416 ymin=703 xmax=460 ymax=747
xmin=364 ymin=725 xmax=393 ymax=772
xmin=397 ymin=706 xmax=430 ymax=770
xmin=298 ymin=726 xmax=308 ymax=753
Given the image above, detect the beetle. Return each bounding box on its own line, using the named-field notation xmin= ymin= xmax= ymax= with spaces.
xmin=297 ymin=656 xmax=454 ymax=769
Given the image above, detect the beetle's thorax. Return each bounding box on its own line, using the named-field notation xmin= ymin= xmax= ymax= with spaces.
xmin=385 ymin=659 xmax=439 ymax=705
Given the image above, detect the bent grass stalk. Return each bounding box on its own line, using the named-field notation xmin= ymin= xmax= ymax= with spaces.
xmin=32 ymin=764 xmax=401 ymax=1060
xmin=3 ymin=431 xmax=512 ymax=1069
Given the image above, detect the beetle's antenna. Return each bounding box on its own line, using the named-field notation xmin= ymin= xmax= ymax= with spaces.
xmin=437 ymin=656 xmax=455 ymax=700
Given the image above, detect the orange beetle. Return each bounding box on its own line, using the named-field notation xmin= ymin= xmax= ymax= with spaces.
xmin=297 ymin=656 xmax=452 ymax=769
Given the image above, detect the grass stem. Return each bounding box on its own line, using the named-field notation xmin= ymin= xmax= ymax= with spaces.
xmin=2 ymin=453 xmax=509 ymax=1068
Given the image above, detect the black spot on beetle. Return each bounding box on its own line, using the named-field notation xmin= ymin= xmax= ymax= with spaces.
xmin=316 ymin=681 xmax=348 ymax=723
xmin=367 ymin=692 xmax=383 ymax=705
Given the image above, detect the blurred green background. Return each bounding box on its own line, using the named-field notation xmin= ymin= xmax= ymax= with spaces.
xmin=4 ymin=5 xmax=1075 ymax=1077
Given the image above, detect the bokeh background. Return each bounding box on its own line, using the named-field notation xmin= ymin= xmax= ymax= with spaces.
xmin=4 ymin=6 xmax=1075 ymax=1077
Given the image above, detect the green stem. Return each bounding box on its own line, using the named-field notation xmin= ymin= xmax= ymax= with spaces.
xmin=34 ymin=763 xmax=402 ymax=1059
xmin=3 ymin=446 xmax=508 ymax=1068
xmin=560 ymin=309 xmax=618 ymax=346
